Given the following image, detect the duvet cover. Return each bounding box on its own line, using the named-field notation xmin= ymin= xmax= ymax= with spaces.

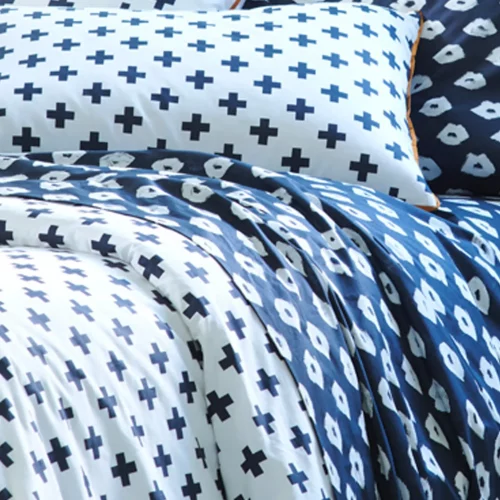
xmin=0 ymin=150 xmax=499 ymax=500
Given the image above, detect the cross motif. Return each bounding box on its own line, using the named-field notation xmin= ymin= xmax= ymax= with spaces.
xmin=256 ymin=368 xmax=279 ymax=396
xmin=186 ymin=70 xmax=214 ymax=90
xmin=219 ymin=92 xmax=246 ymax=116
xmin=111 ymin=453 xmax=137 ymax=486
xmin=250 ymin=118 xmax=278 ymax=145
xmin=287 ymin=98 xmax=314 ymax=120
xmin=83 ymin=83 xmax=111 ymax=104
xmin=287 ymin=463 xmax=309 ymax=493
xmin=86 ymin=50 xmax=113 ymax=65
xmin=107 ymin=351 xmax=127 ymax=381
xmin=138 ymin=378 xmax=157 ymax=409
xmin=321 ymin=85 xmax=348 ymax=105
xmin=12 ymin=127 xmax=40 ymax=152
xmin=88 ymin=26 xmax=115 ymax=37
xmin=253 ymin=75 xmax=281 ymax=94
xmin=349 ymin=153 xmax=378 ymax=182
xmin=218 ymin=344 xmax=243 ymax=374
xmin=155 ymin=26 xmax=181 ymax=38
xmin=188 ymin=39 xmax=215 ymax=53
xmin=46 ymin=102 xmax=75 ymax=128
xmin=282 ymin=148 xmax=310 ymax=172
xmin=114 ymin=107 xmax=143 ymax=133
xmin=97 ymin=386 xmax=118 ymax=418
xmin=38 ymin=225 xmax=64 ymax=248
xmin=49 ymin=65 xmax=77 ymax=81
xmin=255 ymin=44 xmax=282 ymax=58
xmin=216 ymin=143 xmax=242 ymax=160
xmin=154 ymin=50 xmax=181 ymax=67
xmin=355 ymin=78 xmax=378 ymax=96
xmin=318 ymin=123 xmax=346 ymax=149
xmin=118 ymin=65 xmax=146 ymax=84
xmin=290 ymin=34 xmax=316 ymax=47
xmin=354 ymin=111 xmax=380 ymax=131
xmin=288 ymin=61 xmax=315 ymax=79
xmin=149 ymin=343 xmax=169 ymax=374
xmin=290 ymin=426 xmax=312 ymax=454
xmin=355 ymin=22 xmax=378 ymax=38
xmin=0 ymin=221 xmax=13 ymax=244
xmin=221 ymin=55 xmax=249 ymax=72
xmin=179 ymin=371 xmax=197 ymax=403
xmin=47 ymin=438 xmax=72 ymax=472
xmin=252 ymin=405 xmax=275 ymax=435
xmin=14 ymin=82 xmax=42 ymax=101
xmin=91 ymin=233 xmax=116 ymax=256
xmin=0 ymin=442 xmax=13 ymax=468
xmin=151 ymin=87 xmax=179 ymax=111
xmin=240 ymin=446 xmax=267 ymax=477
xmin=65 ymin=360 xmax=86 ymax=391
xmin=386 ymin=142 xmax=409 ymax=161
xmin=53 ymin=38 xmax=80 ymax=51
xmin=24 ymin=373 xmax=45 ymax=404
xmin=206 ymin=391 xmax=233 ymax=422
xmin=181 ymin=114 xmax=210 ymax=141
xmin=0 ymin=357 xmax=12 ymax=381
xmin=121 ymin=37 xmax=148 ymax=50
xmin=167 ymin=407 xmax=186 ymax=439
xmin=181 ymin=474 xmax=202 ymax=500
xmin=84 ymin=426 xmax=103 ymax=459
xmin=182 ymin=292 xmax=209 ymax=319
xmin=154 ymin=445 xmax=172 ymax=476
xmin=80 ymin=131 xmax=108 ymax=150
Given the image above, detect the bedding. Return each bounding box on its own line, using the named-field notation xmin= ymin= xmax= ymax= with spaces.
xmin=243 ymin=0 xmax=500 ymax=197
xmin=0 ymin=0 xmax=242 ymax=12
xmin=0 ymin=4 xmax=438 ymax=209
xmin=0 ymin=149 xmax=499 ymax=499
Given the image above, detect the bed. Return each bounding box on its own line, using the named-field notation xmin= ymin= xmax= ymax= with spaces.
xmin=0 ymin=1 xmax=499 ymax=499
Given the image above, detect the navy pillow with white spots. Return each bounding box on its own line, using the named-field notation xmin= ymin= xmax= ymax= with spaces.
xmin=244 ymin=0 xmax=500 ymax=197
xmin=0 ymin=4 xmax=437 ymax=208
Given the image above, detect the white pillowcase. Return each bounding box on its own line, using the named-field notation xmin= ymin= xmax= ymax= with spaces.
xmin=0 ymin=0 xmax=241 ymax=11
xmin=0 ymin=4 xmax=437 ymax=208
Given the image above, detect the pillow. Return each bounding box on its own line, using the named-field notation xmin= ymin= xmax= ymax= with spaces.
xmin=0 ymin=0 xmax=242 ymax=11
xmin=244 ymin=0 xmax=500 ymax=197
xmin=407 ymin=0 xmax=500 ymax=197
xmin=0 ymin=4 xmax=438 ymax=209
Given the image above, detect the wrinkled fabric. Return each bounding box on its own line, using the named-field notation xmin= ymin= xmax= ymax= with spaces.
xmin=0 ymin=149 xmax=499 ymax=499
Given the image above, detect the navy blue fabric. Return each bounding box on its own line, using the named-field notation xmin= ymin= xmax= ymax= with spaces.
xmin=1 ymin=148 xmax=499 ymax=498
xmin=243 ymin=0 xmax=500 ymax=197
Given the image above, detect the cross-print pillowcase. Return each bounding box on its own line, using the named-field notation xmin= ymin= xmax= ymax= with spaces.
xmin=0 ymin=0 xmax=242 ymax=11
xmin=244 ymin=0 xmax=500 ymax=197
xmin=0 ymin=4 xmax=437 ymax=209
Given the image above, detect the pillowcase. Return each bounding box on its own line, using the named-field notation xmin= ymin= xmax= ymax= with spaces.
xmin=0 ymin=4 xmax=438 ymax=209
xmin=408 ymin=0 xmax=500 ymax=197
xmin=244 ymin=0 xmax=500 ymax=197
xmin=0 ymin=0 xmax=242 ymax=11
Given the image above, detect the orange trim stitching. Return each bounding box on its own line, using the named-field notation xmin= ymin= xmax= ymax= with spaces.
xmin=417 ymin=195 xmax=441 ymax=212
xmin=408 ymin=12 xmax=439 ymax=211
xmin=407 ymin=12 xmax=423 ymax=163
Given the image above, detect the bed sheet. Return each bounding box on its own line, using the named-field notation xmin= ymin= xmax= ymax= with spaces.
xmin=0 ymin=200 xmax=331 ymax=500
xmin=0 ymin=150 xmax=499 ymax=499
xmin=437 ymin=195 xmax=500 ymax=229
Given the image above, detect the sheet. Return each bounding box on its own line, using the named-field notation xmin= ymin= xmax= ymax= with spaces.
xmin=1 ymin=150 xmax=499 ymax=499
